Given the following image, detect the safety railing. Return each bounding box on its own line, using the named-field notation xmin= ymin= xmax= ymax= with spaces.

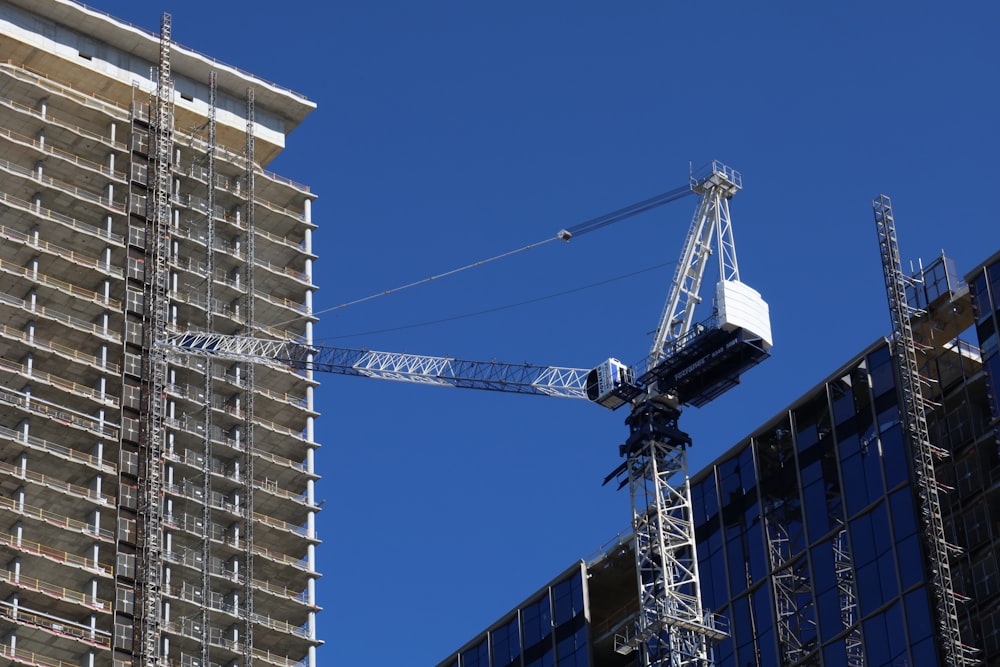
xmin=0 ymin=494 xmax=113 ymax=541
xmin=0 ymin=424 xmax=115 ymax=474
xmin=0 ymin=323 xmax=119 ymax=374
xmin=0 ymin=459 xmax=114 ymax=505
xmin=0 ymin=529 xmax=110 ymax=575
xmin=0 ymin=189 xmax=123 ymax=244
xmin=0 ymin=569 xmax=110 ymax=610
xmin=0 ymin=357 xmax=119 ymax=407
xmin=0 ymin=223 xmax=124 ymax=279
xmin=0 ymin=124 xmax=126 ymax=181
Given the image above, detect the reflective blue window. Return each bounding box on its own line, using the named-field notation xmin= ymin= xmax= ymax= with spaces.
xmin=720 ymin=447 xmax=765 ymax=594
xmin=461 ymin=638 xmax=489 ymax=667
xmin=868 ymin=345 xmax=894 ymax=398
xmin=554 ymin=624 xmax=588 ymax=667
xmin=904 ymin=587 xmax=933 ymax=645
xmin=822 ymin=639 xmax=848 ymax=665
xmin=885 ymin=601 xmax=908 ymax=665
xmin=522 ymin=594 xmax=552 ymax=650
xmin=896 ymin=533 xmax=924 ymax=590
xmin=697 ymin=516 xmax=727 ymax=611
xmin=553 ymin=573 xmax=584 ymax=625
xmin=971 ymin=272 xmax=990 ymax=322
xmin=863 ymin=613 xmax=891 ymax=666
xmin=880 ymin=424 xmax=908 ymax=489
xmin=978 ymin=314 xmax=998 ymax=360
xmin=693 ymin=470 xmax=720 ymax=527
xmin=750 ymin=587 xmax=778 ymax=666
xmin=491 ymin=616 xmax=520 ymax=667
xmin=988 ymin=353 xmax=1000 ymax=420
xmin=796 ymin=397 xmax=841 ymax=541
xmin=730 ymin=594 xmax=753 ymax=650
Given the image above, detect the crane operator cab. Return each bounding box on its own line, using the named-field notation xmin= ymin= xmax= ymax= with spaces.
xmin=586 ymin=358 xmax=641 ymax=410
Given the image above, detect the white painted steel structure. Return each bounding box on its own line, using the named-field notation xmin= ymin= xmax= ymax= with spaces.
xmin=650 ymin=161 xmax=742 ymax=368
xmin=160 ymin=332 xmax=592 ymax=400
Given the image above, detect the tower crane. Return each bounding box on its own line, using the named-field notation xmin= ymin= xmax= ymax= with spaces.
xmin=161 ymin=160 xmax=772 ymax=667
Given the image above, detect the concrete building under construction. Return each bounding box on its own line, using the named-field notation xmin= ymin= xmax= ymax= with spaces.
xmin=0 ymin=2 xmax=319 ymax=667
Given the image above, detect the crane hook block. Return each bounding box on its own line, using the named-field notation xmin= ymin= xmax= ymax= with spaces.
xmin=557 ymin=229 xmax=572 ymax=241
xmin=586 ymin=358 xmax=642 ymax=410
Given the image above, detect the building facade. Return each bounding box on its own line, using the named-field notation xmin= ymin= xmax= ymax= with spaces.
xmin=0 ymin=2 xmax=320 ymax=667
xmin=438 ymin=249 xmax=1000 ymax=667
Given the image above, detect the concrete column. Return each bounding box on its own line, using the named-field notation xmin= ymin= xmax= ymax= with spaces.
xmin=31 ymin=192 xmax=40 ymax=213
xmin=36 ymin=128 xmax=44 ymax=149
xmin=37 ymin=97 xmax=47 ymax=118
xmin=109 ymin=121 xmax=116 ymax=144
xmin=14 ymin=486 xmax=23 ymax=512
xmin=22 ymin=353 xmax=31 ymax=377
xmin=34 ymin=160 xmax=42 ymax=180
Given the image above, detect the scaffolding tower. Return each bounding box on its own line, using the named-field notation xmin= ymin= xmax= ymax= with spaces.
xmin=873 ymin=194 xmax=977 ymax=667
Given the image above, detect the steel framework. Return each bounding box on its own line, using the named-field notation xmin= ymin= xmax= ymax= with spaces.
xmin=649 ymin=161 xmax=741 ymax=367
xmin=136 ymin=12 xmax=174 ymax=667
xmin=873 ymin=194 xmax=977 ymax=666
xmin=618 ymin=402 xmax=726 ymax=666
xmin=160 ymin=333 xmax=591 ymax=400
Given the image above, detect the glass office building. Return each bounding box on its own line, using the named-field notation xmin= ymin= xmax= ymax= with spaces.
xmin=437 ymin=248 xmax=1000 ymax=666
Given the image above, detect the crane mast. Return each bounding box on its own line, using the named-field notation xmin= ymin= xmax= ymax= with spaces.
xmin=610 ymin=161 xmax=770 ymax=666
xmin=164 ymin=162 xmax=773 ymax=667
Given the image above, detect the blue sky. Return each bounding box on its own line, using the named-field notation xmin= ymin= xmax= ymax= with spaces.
xmin=84 ymin=1 xmax=998 ymax=663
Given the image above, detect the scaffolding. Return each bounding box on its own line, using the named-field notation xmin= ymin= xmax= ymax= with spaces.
xmin=873 ymin=194 xmax=977 ymax=666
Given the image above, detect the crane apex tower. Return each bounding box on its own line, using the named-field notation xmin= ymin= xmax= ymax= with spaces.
xmin=0 ymin=3 xmax=321 ymax=667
